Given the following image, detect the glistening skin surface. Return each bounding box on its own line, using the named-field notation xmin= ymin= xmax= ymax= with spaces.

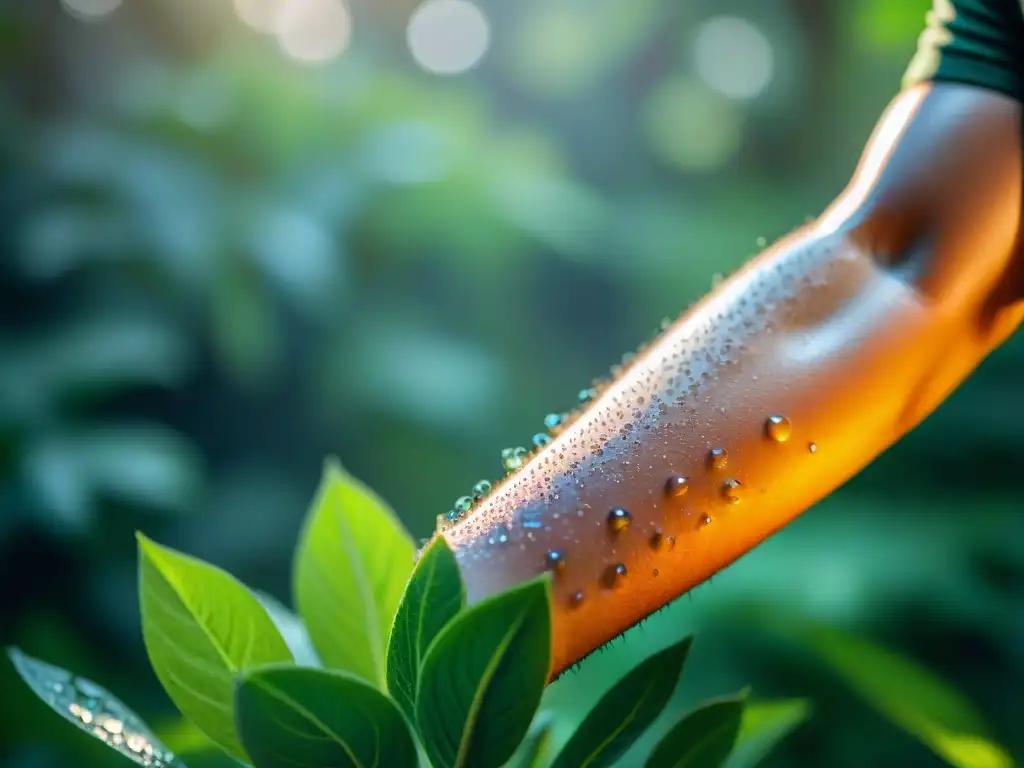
xmin=442 ymin=83 xmax=1024 ymax=678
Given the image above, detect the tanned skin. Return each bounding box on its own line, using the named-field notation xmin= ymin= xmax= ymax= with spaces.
xmin=442 ymin=83 xmax=1024 ymax=679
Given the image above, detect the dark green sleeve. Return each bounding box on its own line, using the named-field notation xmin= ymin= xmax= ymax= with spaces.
xmin=903 ymin=0 xmax=1024 ymax=102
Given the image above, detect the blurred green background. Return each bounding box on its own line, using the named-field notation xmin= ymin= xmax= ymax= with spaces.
xmin=1 ymin=0 xmax=1021 ymax=766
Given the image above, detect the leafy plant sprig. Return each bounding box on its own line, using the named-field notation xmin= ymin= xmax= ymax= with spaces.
xmin=8 ymin=459 xmax=1012 ymax=768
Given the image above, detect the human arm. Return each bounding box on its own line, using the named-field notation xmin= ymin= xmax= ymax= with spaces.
xmin=441 ymin=4 xmax=1024 ymax=678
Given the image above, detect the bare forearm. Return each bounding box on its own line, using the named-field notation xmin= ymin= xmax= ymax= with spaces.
xmin=441 ymin=84 xmax=1024 ymax=677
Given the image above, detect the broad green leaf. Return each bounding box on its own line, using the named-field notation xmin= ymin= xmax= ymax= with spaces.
xmin=725 ymin=699 xmax=810 ymax=768
xmin=294 ymin=458 xmax=416 ymax=686
xmin=386 ymin=535 xmax=465 ymax=720
xmin=7 ymin=647 xmax=185 ymax=768
xmin=254 ymin=591 xmax=321 ymax=667
xmin=551 ymin=636 xmax=694 ymax=768
xmin=645 ymin=693 xmax=746 ymax=768
xmin=235 ymin=663 xmax=418 ymax=768
xmin=506 ymin=712 xmax=556 ymax=768
xmin=416 ymin=576 xmax=552 ymax=768
xmin=137 ymin=534 xmax=293 ymax=761
xmin=796 ymin=624 xmax=1013 ymax=768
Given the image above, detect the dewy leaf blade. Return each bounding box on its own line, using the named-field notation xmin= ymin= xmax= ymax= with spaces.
xmin=386 ymin=535 xmax=465 ymax=721
xmin=416 ymin=576 xmax=552 ymax=768
xmin=7 ymin=647 xmax=186 ymax=768
xmin=137 ymin=534 xmax=293 ymax=762
xmin=235 ymin=664 xmax=418 ymax=768
xmin=294 ymin=458 xmax=416 ymax=686
xmin=550 ymin=636 xmax=693 ymax=768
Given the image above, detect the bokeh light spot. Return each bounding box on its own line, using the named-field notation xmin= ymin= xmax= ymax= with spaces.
xmin=234 ymin=0 xmax=283 ymax=33
xmin=276 ymin=0 xmax=353 ymax=64
xmin=643 ymin=76 xmax=743 ymax=172
xmin=693 ymin=16 xmax=774 ymax=100
xmin=407 ymin=0 xmax=490 ymax=76
xmin=61 ymin=0 xmax=122 ymax=20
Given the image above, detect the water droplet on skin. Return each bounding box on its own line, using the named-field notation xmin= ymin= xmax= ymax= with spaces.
xmin=765 ymin=414 xmax=792 ymax=442
xmin=570 ymin=590 xmax=585 ymax=608
xmin=721 ymin=478 xmax=742 ymax=503
xmin=545 ymin=549 xmax=566 ymax=574
xmin=502 ymin=447 xmax=528 ymax=472
xmin=544 ymin=413 xmax=564 ymax=430
xmin=708 ymin=448 xmax=729 ymax=469
xmin=606 ymin=507 xmax=632 ymax=533
xmin=488 ymin=524 xmax=510 ymax=546
xmin=809 ymin=442 xmax=818 ymax=453
xmin=601 ymin=563 xmax=627 ymax=589
xmin=664 ymin=475 xmax=690 ymax=498
xmin=472 ymin=480 xmax=492 ymax=498
xmin=532 ymin=433 xmax=551 ymax=449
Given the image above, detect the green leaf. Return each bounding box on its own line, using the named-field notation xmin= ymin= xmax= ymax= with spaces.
xmin=7 ymin=647 xmax=185 ymax=767
xmin=137 ymin=533 xmax=293 ymax=762
xmin=506 ymin=712 xmax=556 ymax=768
xmin=235 ymin=663 xmax=418 ymax=768
xmin=725 ymin=699 xmax=810 ymax=768
xmin=645 ymin=693 xmax=746 ymax=768
xmin=293 ymin=458 xmax=416 ymax=686
xmin=550 ymin=636 xmax=694 ymax=768
xmin=796 ymin=624 xmax=1013 ymax=768
xmin=386 ymin=535 xmax=465 ymax=720
xmin=416 ymin=576 xmax=552 ymax=768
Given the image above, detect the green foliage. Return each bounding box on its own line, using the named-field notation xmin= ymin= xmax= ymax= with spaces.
xmin=549 ymin=637 xmax=693 ymax=768
xmin=234 ymin=664 xmax=418 ymax=768
xmin=137 ymin=534 xmax=294 ymax=761
xmin=415 ymin=576 xmax=552 ymax=768
xmin=13 ymin=462 xmax=1015 ymax=768
xmin=386 ymin=535 xmax=465 ymax=721
xmin=294 ymin=459 xmax=416 ymax=686
xmin=645 ymin=693 xmax=746 ymax=768
xmin=725 ymin=699 xmax=811 ymax=768
xmin=788 ymin=622 xmax=1014 ymax=768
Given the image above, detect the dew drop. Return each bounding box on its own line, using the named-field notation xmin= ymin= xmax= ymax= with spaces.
xmin=455 ymin=496 xmax=473 ymax=514
xmin=601 ymin=563 xmax=627 ymax=589
xmin=708 ymin=447 xmax=729 ymax=469
xmin=700 ymin=514 xmax=713 ymax=526
xmin=502 ymin=447 xmax=528 ymax=472
xmin=472 ymin=479 xmax=492 ymax=499
xmin=809 ymin=442 xmax=818 ymax=453
xmin=606 ymin=507 xmax=632 ymax=533
xmin=649 ymin=528 xmax=665 ymax=550
xmin=545 ymin=549 xmax=566 ymax=574
xmin=721 ymin=478 xmax=742 ymax=504
xmin=532 ymin=432 xmax=551 ymax=449
xmin=569 ymin=590 xmax=585 ymax=608
xmin=664 ymin=475 xmax=690 ymax=498
xmin=487 ymin=524 xmax=510 ymax=547
xmin=765 ymin=414 xmax=792 ymax=442
xmin=544 ymin=412 xmax=564 ymax=430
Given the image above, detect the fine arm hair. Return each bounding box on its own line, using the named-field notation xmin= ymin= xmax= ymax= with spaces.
xmin=442 ymin=82 xmax=1024 ymax=679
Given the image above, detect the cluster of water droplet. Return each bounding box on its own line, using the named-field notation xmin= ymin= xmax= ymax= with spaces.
xmin=434 ymin=319 xmax=681 ymax=537
xmin=40 ymin=671 xmax=176 ymax=766
xmin=517 ymin=412 xmax=813 ymax=609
